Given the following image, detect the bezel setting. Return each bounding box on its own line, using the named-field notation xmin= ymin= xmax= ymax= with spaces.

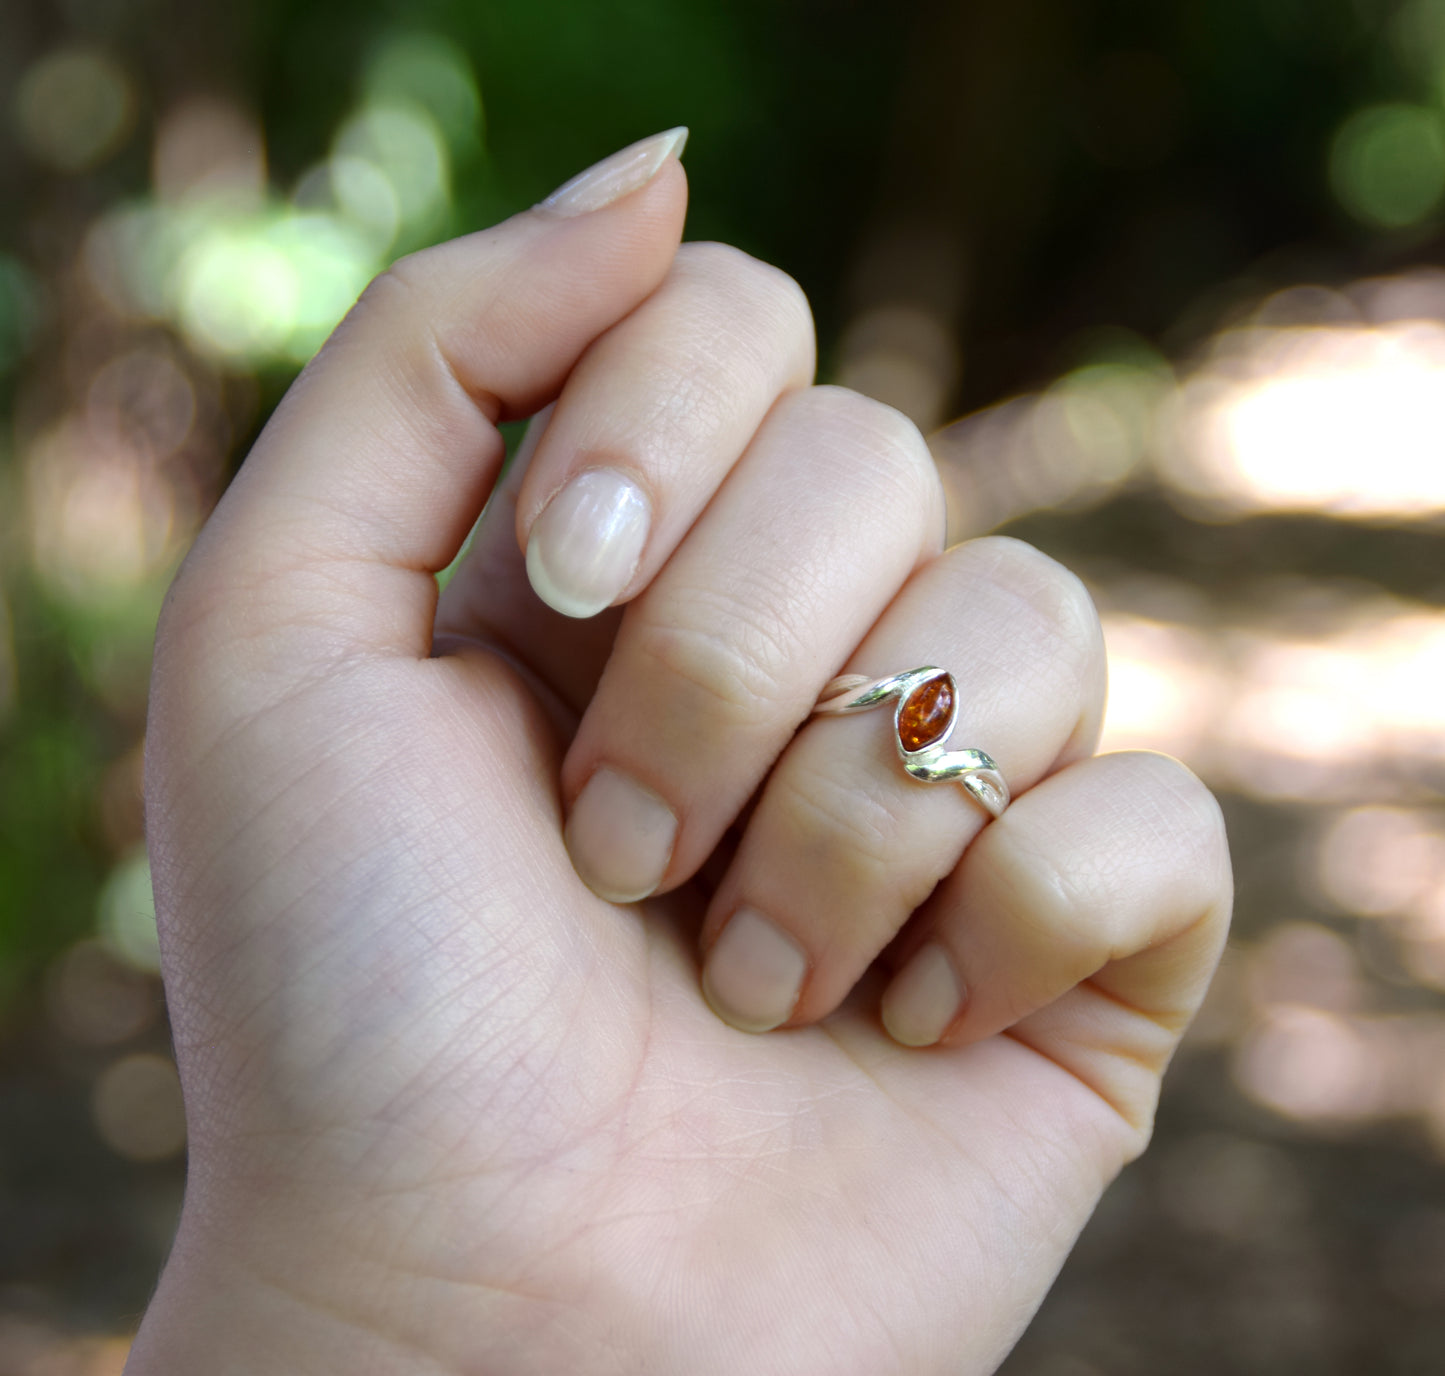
xmin=812 ymin=665 xmax=1010 ymax=818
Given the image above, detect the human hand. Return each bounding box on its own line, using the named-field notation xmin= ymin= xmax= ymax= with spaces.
xmin=128 ymin=130 xmax=1232 ymax=1376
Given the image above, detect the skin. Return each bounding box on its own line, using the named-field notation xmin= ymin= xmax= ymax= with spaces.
xmin=128 ymin=150 xmax=1232 ymax=1376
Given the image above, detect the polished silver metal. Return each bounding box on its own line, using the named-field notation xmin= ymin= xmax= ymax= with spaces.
xmin=812 ymin=666 xmax=1010 ymax=818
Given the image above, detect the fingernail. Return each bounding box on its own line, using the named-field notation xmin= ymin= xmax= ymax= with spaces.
xmin=565 ymin=767 xmax=676 ymax=902
xmin=881 ymin=942 xmax=964 ymax=1048
xmin=702 ymin=908 xmax=807 ymax=1034
xmin=527 ymin=469 xmax=650 ymax=618
xmin=539 ymin=127 xmax=689 ymax=218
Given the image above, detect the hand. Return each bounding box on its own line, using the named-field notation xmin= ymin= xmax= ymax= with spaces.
xmin=129 ymin=131 xmax=1232 ymax=1376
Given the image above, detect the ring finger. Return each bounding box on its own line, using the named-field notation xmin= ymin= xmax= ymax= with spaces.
xmin=698 ymin=536 xmax=1108 ymax=1033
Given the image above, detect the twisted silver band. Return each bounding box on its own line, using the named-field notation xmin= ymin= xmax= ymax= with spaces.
xmin=812 ymin=666 xmax=1010 ymax=819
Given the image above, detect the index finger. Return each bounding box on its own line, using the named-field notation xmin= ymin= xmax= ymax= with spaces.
xmin=166 ymin=130 xmax=689 ymax=668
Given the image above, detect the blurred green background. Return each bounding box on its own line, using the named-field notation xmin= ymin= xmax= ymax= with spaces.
xmin=4 ymin=0 xmax=1445 ymax=1371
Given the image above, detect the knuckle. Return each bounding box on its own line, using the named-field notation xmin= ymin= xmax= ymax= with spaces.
xmin=352 ymin=259 xmax=421 ymax=321
xmin=670 ymin=243 xmax=815 ymax=380
xmin=1119 ymin=751 xmax=1232 ymax=881
xmin=966 ymin=536 xmax=1102 ymax=663
xmin=985 ymin=750 xmax=1232 ymax=953
xmin=986 ymin=832 xmax=1103 ymax=957
xmin=349 ymin=240 xmax=477 ymax=336
xmin=676 ymin=241 xmax=813 ymax=330
xmin=787 ymin=385 xmax=941 ymax=509
xmin=766 ymin=754 xmax=957 ymax=912
xmin=323 ymin=262 xmax=431 ymax=363
xmin=630 ymin=599 xmax=795 ymax=726
xmin=768 ymin=768 xmax=904 ymax=896
xmin=809 ymin=384 xmax=928 ymax=457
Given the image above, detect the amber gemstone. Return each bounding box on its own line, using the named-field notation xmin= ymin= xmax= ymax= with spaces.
xmin=897 ymin=674 xmax=955 ymax=753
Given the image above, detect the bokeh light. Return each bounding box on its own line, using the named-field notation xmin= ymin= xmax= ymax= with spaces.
xmin=1161 ymin=309 xmax=1445 ymax=518
xmin=838 ymin=302 xmax=959 ymax=430
xmin=1235 ymin=1004 xmax=1382 ymax=1121
xmin=1229 ymin=923 xmax=1445 ymax=1132
xmin=152 ymin=97 xmax=266 ymax=208
xmin=90 ymin=1054 xmax=186 ymax=1163
xmin=87 ymin=349 xmax=196 ymax=459
xmin=1093 ymin=613 xmax=1222 ymax=762
xmin=97 ymin=851 xmax=160 ymax=976
xmin=934 ymin=352 xmax=1172 ymax=538
xmin=1099 ymin=596 xmax=1445 ymax=803
xmin=937 ymin=271 xmax=1445 ymax=529
xmin=13 ymin=46 xmax=135 ymax=173
xmin=1330 ymin=103 xmax=1445 ymax=229
xmin=24 ymin=416 xmax=180 ymax=606
xmin=333 ymin=102 xmax=450 ymax=242
xmin=45 ymin=941 xmax=156 ymax=1047
xmin=1315 ymin=807 xmax=1445 ymax=917
xmin=171 ymin=209 xmax=377 ymax=365
xmin=362 ymin=31 xmax=484 ymax=154
xmin=836 ymin=222 xmax=965 ymax=433
xmin=175 ymin=218 xmax=303 ymax=361
xmin=66 ymin=35 xmax=480 ymax=373
xmin=1246 ymin=922 xmax=1364 ymax=1015
xmin=313 ymin=155 xmax=401 ymax=251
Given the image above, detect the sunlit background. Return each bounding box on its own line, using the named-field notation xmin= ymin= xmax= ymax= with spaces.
xmin=3 ymin=0 xmax=1445 ymax=1371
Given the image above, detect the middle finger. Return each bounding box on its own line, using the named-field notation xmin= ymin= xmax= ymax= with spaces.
xmin=561 ymin=385 xmax=945 ymax=903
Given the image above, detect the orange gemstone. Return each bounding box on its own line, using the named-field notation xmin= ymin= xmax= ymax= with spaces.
xmin=897 ymin=674 xmax=955 ymax=753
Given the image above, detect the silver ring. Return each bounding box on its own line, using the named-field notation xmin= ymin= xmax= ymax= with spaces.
xmin=811 ymin=667 xmax=1009 ymax=819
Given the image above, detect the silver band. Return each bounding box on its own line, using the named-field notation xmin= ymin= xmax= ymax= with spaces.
xmin=812 ymin=666 xmax=1009 ymax=819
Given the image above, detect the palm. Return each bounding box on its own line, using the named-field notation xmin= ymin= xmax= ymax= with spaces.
xmin=158 ymin=646 xmax=1123 ymax=1374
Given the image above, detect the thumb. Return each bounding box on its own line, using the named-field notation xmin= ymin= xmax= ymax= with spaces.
xmin=171 ymin=128 xmax=689 ymax=663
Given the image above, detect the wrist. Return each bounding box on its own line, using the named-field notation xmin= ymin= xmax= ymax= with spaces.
xmin=124 ymin=1188 xmax=609 ymax=1376
xmin=126 ymin=1209 xmax=419 ymax=1376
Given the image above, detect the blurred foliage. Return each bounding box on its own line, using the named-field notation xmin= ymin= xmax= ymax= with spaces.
xmin=4 ymin=0 xmax=1445 ymax=1366
xmin=0 ymin=0 xmax=1425 ymax=997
